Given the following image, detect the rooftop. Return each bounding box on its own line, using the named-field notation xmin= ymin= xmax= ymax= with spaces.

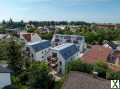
xmin=55 ymin=34 xmax=85 ymax=38
xmin=0 ymin=34 xmax=7 ymax=39
xmin=27 ymin=40 xmax=47 ymax=45
xmin=81 ymin=45 xmax=112 ymax=64
xmin=51 ymin=43 xmax=74 ymax=51
xmin=27 ymin=40 xmax=51 ymax=52
xmin=0 ymin=66 xmax=12 ymax=73
xmin=51 ymin=43 xmax=79 ymax=60
xmin=62 ymin=72 xmax=110 ymax=89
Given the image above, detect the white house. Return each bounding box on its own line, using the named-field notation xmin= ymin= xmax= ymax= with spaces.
xmin=26 ymin=40 xmax=51 ymax=61
xmin=51 ymin=34 xmax=86 ymax=53
xmin=0 ymin=66 xmax=11 ymax=89
xmin=48 ymin=43 xmax=79 ymax=74
xmin=0 ymin=34 xmax=10 ymax=40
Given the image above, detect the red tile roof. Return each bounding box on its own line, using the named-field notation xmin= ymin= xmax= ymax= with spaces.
xmin=22 ymin=33 xmax=32 ymax=42
xmin=81 ymin=45 xmax=112 ymax=64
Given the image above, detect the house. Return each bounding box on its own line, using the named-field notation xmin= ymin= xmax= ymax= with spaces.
xmin=108 ymin=50 xmax=120 ymax=65
xmin=55 ymin=25 xmax=66 ymax=30
xmin=48 ymin=43 xmax=79 ymax=74
xmin=38 ymin=27 xmax=50 ymax=33
xmin=0 ymin=34 xmax=11 ymax=41
xmin=26 ymin=40 xmax=51 ymax=61
xmin=0 ymin=66 xmax=12 ymax=89
xmin=95 ymin=23 xmax=115 ymax=29
xmin=81 ymin=45 xmax=112 ymax=64
xmin=19 ymin=32 xmax=41 ymax=43
xmin=0 ymin=34 xmax=7 ymax=40
xmin=38 ymin=26 xmax=55 ymax=33
xmin=62 ymin=72 xmax=110 ymax=89
xmin=51 ymin=34 xmax=86 ymax=53
xmin=81 ymin=45 xmax=120 ymax=72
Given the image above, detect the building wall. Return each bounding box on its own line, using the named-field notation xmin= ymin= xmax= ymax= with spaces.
xmin=50 ymin=50 xmax=80 ymax=74
xmin=0 ymin=73 xmax=11 ymax=88
xmin=31 ymin=33 xmax=41 ymax=43
xmin=35 ymin=48 xmax=50 ymax=61
xmin=60 ymin=52 xmax=80 ymax=74
xmin=51 ymin=34 xmax=86 ymax=53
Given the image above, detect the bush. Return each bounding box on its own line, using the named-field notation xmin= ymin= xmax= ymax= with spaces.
xmin=67 ymin=59 xmax=120 ymax=80
xmin=106 ymin=71 xmax=120 ymax=80
xmin=94 ymin=66 xmax=107 ymax=78
xmin=67 ymin=60 xmax=94 ymax=73
xmin=94 ymin=61 xmax=108 ymax=78
xmin=53 ymin=80 xmax=64 ymax=89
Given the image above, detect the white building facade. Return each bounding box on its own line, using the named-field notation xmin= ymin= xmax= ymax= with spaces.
xmin=51 ymin=34 xmax=86 ymax=53
xmin=26 ymin=40 xmax=51 ymax=61
xmin=48 ymin=43 xmax=79 ymax=74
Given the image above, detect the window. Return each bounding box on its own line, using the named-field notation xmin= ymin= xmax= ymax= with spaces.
xmin=26 ymin=47 xmax=30 ymax=51
xmin=32 ymin=54 xmax=34 ymax=58
xmin=59 ymin=61 xmax=62 ymax=65
xmin=52 ymin=53 xmax=57 ymax=57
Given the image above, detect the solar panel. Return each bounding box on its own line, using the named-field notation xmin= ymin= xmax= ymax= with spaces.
xmin=59 ymin=44 xmax=79 ymax=60
xmin=31 ymin=41 xmax=51 ymax=52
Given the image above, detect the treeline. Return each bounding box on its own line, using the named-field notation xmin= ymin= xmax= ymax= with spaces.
xmin=28 ymin=21 xmax=90 ymax=27
xmin=1 ymin=19 xmax=25 ymax=29
xmin=1 ymin=19 xmax=90 ymax=28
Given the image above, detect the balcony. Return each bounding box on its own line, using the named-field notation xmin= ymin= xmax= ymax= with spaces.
xmin=50 ymin=63 xmax=58 ymax=68
xmin=55 ymin=39 xmax=60 ymax=42
xmin=73 ymin=40 xmax=78 ymax=44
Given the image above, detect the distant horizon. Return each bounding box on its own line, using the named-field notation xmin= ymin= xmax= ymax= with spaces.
xmin=0 ymin=0 xmax=120 ymax=24
xmin=0 ymin=19 xmax=120 ymax=24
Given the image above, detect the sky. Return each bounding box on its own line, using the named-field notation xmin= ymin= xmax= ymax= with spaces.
xmin=0 ymin=0 xmax=120 ymax=23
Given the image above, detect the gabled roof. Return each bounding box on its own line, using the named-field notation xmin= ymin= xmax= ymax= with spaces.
xmin=0 ymin=66 xmax=12 ymax=73
xmin=81 ymin=45 xmax=112 ymax=64
xmin=51 ymin=43 xmax=78 ymax=60
xmin=27 ymin=40 xmax=51 ymax=52
xmin=22 ymin=33 xmax=32 ymax=42
xmin=60 ymin=44 xmax=78 ymax=60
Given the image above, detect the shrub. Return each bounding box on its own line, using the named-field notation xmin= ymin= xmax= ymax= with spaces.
xmin=53 ymin=80 xmax=64 ymax=89
xmin=67 ymin=60 xmax=94 ymax=73
xmin=94 ymin=61 xmax=108 ymax=78
xmin=106 ymin=71 xmax=120 ymax=80
xmin=94 ymin=66 xmax=107 ymax=78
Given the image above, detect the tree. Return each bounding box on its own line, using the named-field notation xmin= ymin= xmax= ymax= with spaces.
xmin=28 ymin=62 xmax=52 ymax=89
xmin=94 ymin=61 xmax=109 ymax=78
xmin=0 ymin=40 xmax=8 ymax=61
xmin=7 ymin=36 xmax=27 ymax=74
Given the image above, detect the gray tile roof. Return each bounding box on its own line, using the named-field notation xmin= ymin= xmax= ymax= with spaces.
xmin=62 ymin=72 xmax=111 ymax=89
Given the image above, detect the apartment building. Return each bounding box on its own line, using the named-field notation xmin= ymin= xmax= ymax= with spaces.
xmin=48 ymin=43 xmax=79 ymax=74
xmin=51 ymin=34 xmax=86 ymax=53
xmin=26 ymin=40 xmax=51 ymax=61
